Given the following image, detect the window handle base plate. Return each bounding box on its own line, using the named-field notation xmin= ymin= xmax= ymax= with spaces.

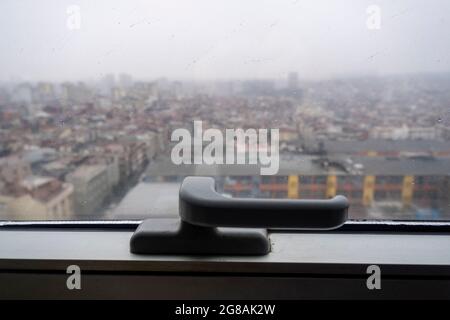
xmin=130 ymin=219 xmax=270 ymax=255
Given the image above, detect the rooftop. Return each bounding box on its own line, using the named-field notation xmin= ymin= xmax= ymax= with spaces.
xmin=111 ymin=182 xmax=179 ymax=219
xmin=145 ymin=154 xmax=450 ymax=176
xmin=69 ymin=165 xmax=106 ymax=180
xmin=21 ymin=176 xmax=53 ymax=190
xmin=351 ymin=156 xmax=450 ymax=175
xmin=323 ymin=139 xmax=450 ymax=153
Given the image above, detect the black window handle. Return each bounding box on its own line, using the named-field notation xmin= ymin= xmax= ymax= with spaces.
xmin=130 ymin=176 xmax=349 ymax=255
xmin=180 ymin=176 xmax=348 ymax=229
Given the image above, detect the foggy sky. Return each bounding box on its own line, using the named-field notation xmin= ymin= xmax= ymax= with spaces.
xmin=1 ymin=0 xmax=449 ymax=82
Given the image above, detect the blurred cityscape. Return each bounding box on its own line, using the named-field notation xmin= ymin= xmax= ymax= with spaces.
xmin=1 ymin=72 xmax=450 ymax=221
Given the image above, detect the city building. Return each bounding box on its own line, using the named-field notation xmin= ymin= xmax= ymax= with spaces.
xmin=0 ymin=175 xmax=73 ymax=220
xmin=66 ymin=165 xmax=109 ymax=217
xmin=143 ymin=154 xmax=450 ymax=221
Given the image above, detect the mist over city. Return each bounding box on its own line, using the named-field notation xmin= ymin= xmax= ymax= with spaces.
xmin=1 ymin=0 xmax=450 ymax=82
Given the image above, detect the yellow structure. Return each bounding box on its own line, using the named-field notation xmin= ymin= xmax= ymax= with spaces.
xmin=363 ymin=175 xmax=375 ymax=206
xmin=287 ymin=175 xmax=299 ymax=199
xmin=402 ymin=175 xmax=414 ymax=207
xmin=326 ymin=175 xmax=337 ymax=198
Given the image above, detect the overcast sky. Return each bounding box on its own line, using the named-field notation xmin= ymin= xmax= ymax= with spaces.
xmin=1 ymin=0 xmax=449 ymax=82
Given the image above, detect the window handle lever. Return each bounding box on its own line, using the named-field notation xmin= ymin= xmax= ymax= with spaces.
xmin=130 ymin=176 xmax=349 ymax=255
xmin=180 ymin=176 xmax=348 ymax=229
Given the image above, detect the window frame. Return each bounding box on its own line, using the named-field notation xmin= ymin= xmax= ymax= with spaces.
xmin=1 ymin=219 xmax=450 ymax=233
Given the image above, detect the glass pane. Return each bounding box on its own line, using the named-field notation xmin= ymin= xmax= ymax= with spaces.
xmin=0 ymin=0 xmax=449 ymax=221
